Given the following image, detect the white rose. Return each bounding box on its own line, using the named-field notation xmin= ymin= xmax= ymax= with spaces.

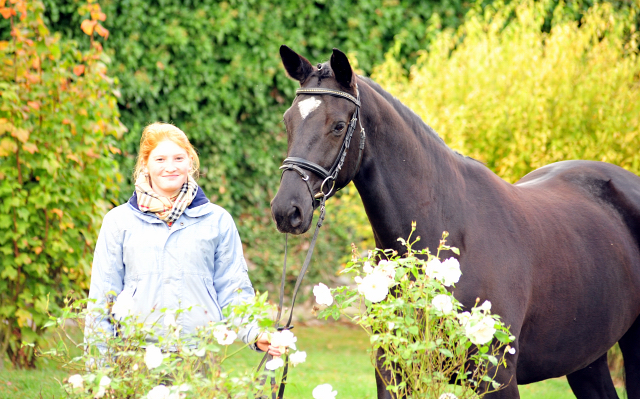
xmin=163 ymin=310 xmax=177 ymax=327
xmin=99 ymin=376 xmax=111 ymax=387
xmin=147 ymin=385 xmax=171 ymax=399
xmin=213 ymin=325 xmax=237 ymax=346
xmin=290 ymin=351 xmax=307 ymax=366
xmin=425 ymin=258 xmax=442 ymax=280
xmin=265 ymin=357 xmax=284 ymax=370
xmin=465 ymin=316 xmax=497 ymax=345
xmin=312 ymin=383 xmax=338 ymax=399
xmin=68 ymin=374 xmax=83 ymax=390
xmin=374 ymin=260 xmax=397 ymax=287
xmin=354 ymin=276 xmax=363 ymax=284
xmin=357 ymin=273 xmax=389 ymax=303
xmin=270 ymin=330 xmax=297 ymax=349
xmin=313 ymin=283 xmax=333 ymax=306
xmin=144 ymin=344 xmax=163 ymax=369
xmin=111 ymin=292 xmax=135 ymax=321
xmin=431 ymin=294 xmax=454 ymax=314
xmin=479 ymin=300 xmax=492 ymax=312
xmin=388 ymin=322 xmax=395 ymax=330
xmin=457 ymin=311 xmax=471 ymax=327
xmin=439 ymin=258 xmax=462 ymax=287
xmin=362 ymin=261 xmax=373 ymax=274
xmin=439 ymin=393 xmax=458 ymax=399
xmin=94 ymin=386 xmax=106 ymax=399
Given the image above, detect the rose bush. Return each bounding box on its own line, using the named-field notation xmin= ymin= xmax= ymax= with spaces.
xmin=41 ymin=291 xmax=309 ymax=398
xmin=316 ymin=225 xmax=515 ymax=398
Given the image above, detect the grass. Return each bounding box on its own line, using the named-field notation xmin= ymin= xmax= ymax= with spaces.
xmin=0 ymin=322 xmax=627 ymax=399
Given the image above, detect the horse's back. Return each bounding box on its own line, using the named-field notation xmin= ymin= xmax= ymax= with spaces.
xmin=510 ymin=160 xmax=640 ymax=382
xmin=516 ymin=160 xmax=640 ymax=240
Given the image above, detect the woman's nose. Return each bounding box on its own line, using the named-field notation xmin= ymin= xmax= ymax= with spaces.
xmin=165 ymin=162 xmax=177 ymax=172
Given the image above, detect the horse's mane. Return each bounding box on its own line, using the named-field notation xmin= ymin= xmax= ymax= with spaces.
xmin=311 ymin=63 xmax=475 ymax=161
xmin=359 ymin=76 xmax=477 ymax=162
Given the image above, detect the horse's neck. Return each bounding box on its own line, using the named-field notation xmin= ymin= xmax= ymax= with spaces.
xmin=352 ymin=81 xmax=503 ymax=251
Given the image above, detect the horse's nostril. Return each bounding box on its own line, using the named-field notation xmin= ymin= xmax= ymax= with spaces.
xmin=288 ymin=205 xmax=302 ymax=228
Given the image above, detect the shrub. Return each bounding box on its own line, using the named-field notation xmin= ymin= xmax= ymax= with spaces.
xmin=316 ymin=227 xmax=515 ymax=398
xmin=372 ymin=0 xmax=640 ymax=183
xmin=0 ymin=0 xmax=122 ymax=368
xmin=42 ymin=293 xmax=287 ymax=398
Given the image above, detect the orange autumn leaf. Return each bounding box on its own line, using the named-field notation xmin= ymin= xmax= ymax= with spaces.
xmin=34 ymin=246 xmax=43 ymax=255
xmin=0 ymin=7 xmax=14 ymax=19
xmin=66 ymin=153 xmax=80 ymax=163
xmin=27 ymin=101 xmax=39 ymax=110
xmin=11 ymin=127 xmax=29 ymax=143
xmin=85 ymin=148 xmax=100 ymax=159
xmin=94 ymin=23 xmax=109 ymax=39
xmin=51 ymin=209 xmax=64 ymax=219
xmin=22 ymin=142 xmax=37 ymax=154
xmin=73 ymin=64 xmax=85 ymax=76
xmin=62 ymin=119 xmax=71 ymax=125
xmin=80 ymin=19 xmax=97 ymax=36
xmin=91 ymin=10 xmax=106 ymax=21
xmin=25 ymin=72 xmax=39 ymax=83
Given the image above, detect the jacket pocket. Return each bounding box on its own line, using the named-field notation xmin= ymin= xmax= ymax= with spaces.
xmin=203 ymin=277 xmax=223 ymax=320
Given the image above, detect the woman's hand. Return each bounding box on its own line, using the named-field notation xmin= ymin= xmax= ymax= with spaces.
xmin=256 ymin=332 xmax=282 ymax=357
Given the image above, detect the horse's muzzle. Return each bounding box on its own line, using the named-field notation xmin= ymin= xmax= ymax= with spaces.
xmin=270 ymin=173 xmax=315 ymax=234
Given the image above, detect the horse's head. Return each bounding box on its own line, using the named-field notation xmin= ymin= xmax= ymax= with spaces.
xmin=270 ymin=45 xmax=364 ymax=234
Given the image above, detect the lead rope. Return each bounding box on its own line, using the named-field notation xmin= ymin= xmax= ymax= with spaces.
xmin=256 ymin=197 xmax=327 ymax=399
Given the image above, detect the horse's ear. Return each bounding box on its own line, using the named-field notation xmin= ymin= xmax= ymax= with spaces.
xmin=280 ymin=45 xmax=314 ymax=84
xmin=330 ymin=48 xmax=355 ymax=89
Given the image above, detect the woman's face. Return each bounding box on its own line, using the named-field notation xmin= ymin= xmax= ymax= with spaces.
xmin=145 ymin=140 xmax=192 ymax=197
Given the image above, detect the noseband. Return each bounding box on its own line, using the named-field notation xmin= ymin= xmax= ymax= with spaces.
xmin=279 ymin=85 xmax=366 ymax=201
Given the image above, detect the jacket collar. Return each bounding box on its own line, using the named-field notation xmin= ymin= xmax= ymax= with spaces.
xmin=127 ymin=186 xmax=211 ymax=219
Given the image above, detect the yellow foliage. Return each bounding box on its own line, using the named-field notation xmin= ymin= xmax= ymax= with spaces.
xmin=372 ymin=0 xmax=640 ymax=183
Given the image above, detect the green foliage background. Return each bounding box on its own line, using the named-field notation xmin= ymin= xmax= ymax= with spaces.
xmin=371 ymin=0 xmax=640 ymax=183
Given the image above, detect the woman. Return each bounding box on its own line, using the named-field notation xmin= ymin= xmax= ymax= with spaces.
xmin=86 ymin=122 xmax=276 ymax=354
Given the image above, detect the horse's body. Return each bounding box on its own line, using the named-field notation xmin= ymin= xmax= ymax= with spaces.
xmin=270 ymin=46 xmax=640 ymax=398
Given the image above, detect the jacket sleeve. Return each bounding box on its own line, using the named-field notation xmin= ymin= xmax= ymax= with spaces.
xmin=85 ymin=210 xmax=125 ymax=352
xmin=212 ymin=210 xmax=260 ymax=349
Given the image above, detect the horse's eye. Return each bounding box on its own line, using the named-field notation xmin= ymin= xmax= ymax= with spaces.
xmin=334 ymin=122 xmax=346 ymax=133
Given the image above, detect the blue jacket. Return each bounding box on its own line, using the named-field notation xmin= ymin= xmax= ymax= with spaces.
xmin=86 ymin=187 xmax=259 ymax=348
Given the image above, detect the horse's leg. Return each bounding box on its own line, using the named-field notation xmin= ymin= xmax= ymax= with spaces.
xmin=619 ymin=317 xmax=640 ymax=398
xmin=481 ymin=354 xmax=520 ymax=399
xmin=566 ymin=353 xmax=619 ymax=399
xmin=374 ymin=347 xmax=398 ymax=399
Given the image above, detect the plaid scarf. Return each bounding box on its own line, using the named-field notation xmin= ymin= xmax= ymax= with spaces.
xmin=134 ymin=174 xmax=198 ymax=226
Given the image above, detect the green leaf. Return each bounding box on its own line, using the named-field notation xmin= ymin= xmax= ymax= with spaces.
xmin=438 ymin=348 xmax=453 ymax=357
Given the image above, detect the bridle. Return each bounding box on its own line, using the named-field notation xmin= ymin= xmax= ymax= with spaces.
xmin=279 ymin=85 xmax=366 ymax=201
xmin=256 ymin=85 xmax=366 ymax=399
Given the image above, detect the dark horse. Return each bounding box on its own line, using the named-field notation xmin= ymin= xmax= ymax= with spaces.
xmin=270 ymin=46 xmax=640 ymax=399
